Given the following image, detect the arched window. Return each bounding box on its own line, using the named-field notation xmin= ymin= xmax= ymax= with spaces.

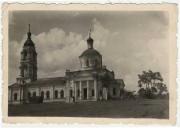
xmin=113 ymin=88 xmax=116 ymax=96
xmin=33 ymin=53 xmax=36 ymax=61
xmin=33 ymin=92 xmax=36 ymax=97
xmin=46 ymin=91 xmax=50 ymax=99
xmin=41 ymin=91 xmax=44 ymax=98
xmin=61 ymin=90 xmax=64 ymax=98
xmin=14 ymin=93 xmax=18 ymax=101
xmin=77 ymin=89 xmax=80 ymax=97
xmin=24 ymin=50 xmax=27 ymax=60
xmin=55 ymin=90 xmax=58 ymax=99
xmin=70 ymin=90 xmax=73 ymax=97
xmin=28 ymin=92 xmax=31 ymax=99
xmin=24 ymin=65 xmax=28 ymax=77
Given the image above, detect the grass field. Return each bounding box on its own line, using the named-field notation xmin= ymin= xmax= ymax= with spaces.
xmin=8 ymin=99 xmax=169 ymax=118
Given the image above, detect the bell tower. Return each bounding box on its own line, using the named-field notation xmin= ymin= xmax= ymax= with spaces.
xmin=17 ymin=24 xmax=37 ymax=84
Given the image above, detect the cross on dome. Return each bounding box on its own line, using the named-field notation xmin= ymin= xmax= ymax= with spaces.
xmin=89 ymin=29 xmax=91 ymax=38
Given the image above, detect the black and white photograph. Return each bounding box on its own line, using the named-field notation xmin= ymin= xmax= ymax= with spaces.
xmin=2 ymin=4 xmax=177 ymax=124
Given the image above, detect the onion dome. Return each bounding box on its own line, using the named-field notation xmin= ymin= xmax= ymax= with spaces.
xmin=24 ymin=24 xmax=35 ymax=47
xmin=87 ymin=36 xmax=94 ymax=44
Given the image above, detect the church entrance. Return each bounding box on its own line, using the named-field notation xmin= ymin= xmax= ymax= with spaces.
xmin=83 ymin=88 xmax=87 ymax=99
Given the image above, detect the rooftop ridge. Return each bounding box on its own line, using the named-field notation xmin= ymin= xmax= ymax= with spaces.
xmin=37 ymin=76 xmax=65 ymax=80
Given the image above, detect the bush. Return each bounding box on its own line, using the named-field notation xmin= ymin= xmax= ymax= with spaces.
xmin=138 ymin=88 xmax=156 ymax=99
xmin=144 ymin=89 xmax=156 ymax=99
xmin=29 ymin=96 xmax=43 ymax=104
xmin=121 ymin=90 xmax=136 ymax=100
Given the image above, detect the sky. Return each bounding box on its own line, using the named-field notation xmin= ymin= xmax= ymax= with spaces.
xmin=8 ymin=11 xmax=169 ymax=91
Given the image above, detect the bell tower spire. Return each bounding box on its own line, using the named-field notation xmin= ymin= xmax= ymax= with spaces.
xmin=27 ymin=24 xmax=31 ymax=39
xmin=28 ymin=24 xmax=30 ymax=32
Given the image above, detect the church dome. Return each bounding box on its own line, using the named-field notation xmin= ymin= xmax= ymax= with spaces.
xmin=79 ymin=30 xmax=102 ymax=70
xmin=80 ymin=48 xmax=101 ymax=58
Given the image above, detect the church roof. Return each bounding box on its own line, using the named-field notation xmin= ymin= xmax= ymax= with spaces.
xmin=115 ymin=79 xmax=125 ymax=86
xmin=26 ymin=77 xmax=66 ymax=86
xmin=80 ymin=48 xmax=101 ymax=58
xmin=9 ymin=83 xmax=21 ymax=88
xmin=9 ymin=77 xmax=66 ymax=88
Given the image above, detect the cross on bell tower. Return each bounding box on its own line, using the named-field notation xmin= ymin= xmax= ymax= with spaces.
xmin=17 ymin=24 xmax=38 ymax=84
xmin=28 ymin=24 xmax=30 ymax=32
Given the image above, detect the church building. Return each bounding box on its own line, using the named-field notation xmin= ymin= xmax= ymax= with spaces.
xmin=8 ymin=26 xmax=125 ymax=104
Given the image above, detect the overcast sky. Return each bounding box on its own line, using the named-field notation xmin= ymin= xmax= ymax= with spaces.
xmin=9 ymin=11 xmax=169 ymax=91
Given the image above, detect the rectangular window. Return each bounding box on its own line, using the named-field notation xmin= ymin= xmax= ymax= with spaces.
xmin=92 ymin=89 xmax=94 ymax=96
xmin=113 ymin=88 xmax=116 ymax=96
xmin=70 ymin=90 xmax=73 ymax=97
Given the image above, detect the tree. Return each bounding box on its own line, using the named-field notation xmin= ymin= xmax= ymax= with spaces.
xmin=138 ymin=70 xmax=163 ymax=89
xmin=155 ymin=82 xmax=167 ymax=97
xmin=137 ymin=70 xmax=168 ymax=99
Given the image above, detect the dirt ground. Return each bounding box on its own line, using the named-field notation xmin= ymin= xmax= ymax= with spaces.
xmin=8 ymin=99 xmax=169 ymax=118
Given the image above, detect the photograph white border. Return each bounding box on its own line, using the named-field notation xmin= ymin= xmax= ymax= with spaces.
xmin=1 ymin=3 xmax=178 ymax=126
